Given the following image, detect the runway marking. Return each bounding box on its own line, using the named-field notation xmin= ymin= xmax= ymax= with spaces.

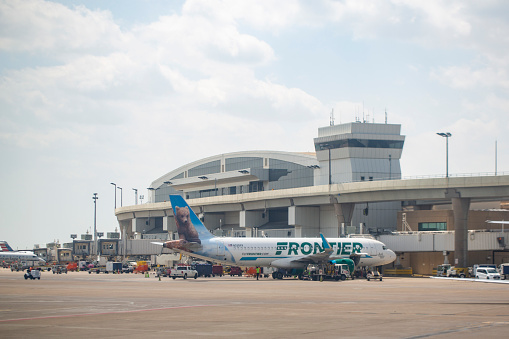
xmin=0 ymin=304 xmax=215 ymax=323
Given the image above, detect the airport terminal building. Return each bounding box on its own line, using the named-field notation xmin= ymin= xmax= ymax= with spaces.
xmin=112 ymin=121 xmax=509 ymax=275
xmin=137 ymin=122 xmax=404 ymax=240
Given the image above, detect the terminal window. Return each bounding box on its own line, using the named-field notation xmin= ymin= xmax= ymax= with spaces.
xmin=418 ymin=222 xmax=447 ymax=231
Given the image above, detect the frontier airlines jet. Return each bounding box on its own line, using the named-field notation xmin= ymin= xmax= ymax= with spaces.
xmin=154 ymin=195 xmax=396 ymax=278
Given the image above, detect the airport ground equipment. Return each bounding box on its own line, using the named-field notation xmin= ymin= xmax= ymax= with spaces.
xmin=471 ymin=264 xmax=497 ymax=277
xmin=475 ymin=267 xmax=501 ymax=280
xmin=306 ymin=263 xmax=351 ymax=281
xmin=436 ymin=264 xmax=469 ymax=278
xmin=366 ymin=269 xmax=382 ymax=281
xmin=52 ymin=265 xmax=67 ymax=274
xmin=155 ymin=267 xmax=171 ymax=278
xmin=194 ymin=263 xmax=212 ymax=277
xmin=24 ymin=269 xmax=41 ymax=280
xmin=106 ymin=262 xmax=122 ymax=273
xmin=170 ymin=265 xmax=198 ymax=279
xmin=228 ymin=266 xmax=243 ymax=277
xmin=212 ymin=265 xmax=223 ymax=277
xmin=66 ymin=262 xmax=78 ymax=272
xmin=88 ymin=266 xmax=107 ymax=274
xmin=122 ymin=263 xmax=134 ymax=273
xmin=498 ymin=264 xmax=509 ymax=280
xmin=134 ymin=261 xmax=149 ymax=273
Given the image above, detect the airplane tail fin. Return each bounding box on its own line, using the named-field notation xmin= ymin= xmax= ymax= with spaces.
xmin=0 ymin=241 xmax=13 ymax=252
xmin=169 ymin=195 xmax=214 ymax=243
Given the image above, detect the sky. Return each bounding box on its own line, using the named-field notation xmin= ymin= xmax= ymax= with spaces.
xmin=1 ymin=0 xmax=509 ymax=250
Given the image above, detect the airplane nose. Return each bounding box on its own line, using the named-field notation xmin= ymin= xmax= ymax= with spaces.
xmin=389 ymin=249 xmax=396 ymax=262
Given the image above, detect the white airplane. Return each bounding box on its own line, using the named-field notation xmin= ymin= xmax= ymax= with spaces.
xmin=0 ymin=241 xmax=46 ymax=264
xmin=153 ymin=195 xmax=396 ymax=278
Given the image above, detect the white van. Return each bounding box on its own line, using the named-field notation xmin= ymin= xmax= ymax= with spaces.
xmin=475 ymin=267 xmax=501 ymax=280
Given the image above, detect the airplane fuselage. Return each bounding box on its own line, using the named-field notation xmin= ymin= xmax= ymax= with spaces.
xmin=188 ymin=236 xmax=396 ymax=269
xmin=0 ymin=251 xmax=45 ymax=264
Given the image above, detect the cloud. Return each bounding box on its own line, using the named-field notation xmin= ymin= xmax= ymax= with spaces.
xmin=0 ymin=0 xmax=126 ymax=56
xmin=431 ymin=64 xmax=509 ymax=90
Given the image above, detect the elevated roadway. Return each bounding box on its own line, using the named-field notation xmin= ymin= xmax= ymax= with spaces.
xmin=116 ymin=175 xmax=509 ymax=266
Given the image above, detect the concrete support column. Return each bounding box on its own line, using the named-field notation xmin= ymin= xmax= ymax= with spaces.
xmin=333 ymin=202 xmax=355 ymax=236
xmin=239 ymin=210 xmax=266 ymax=228
xmin=163 ymin=216 xmax=176 ymax=239
xmin=452 ymin=197 xmax=470 ymax=267
xmin=289 ymin=206 xmax=320 ymax=236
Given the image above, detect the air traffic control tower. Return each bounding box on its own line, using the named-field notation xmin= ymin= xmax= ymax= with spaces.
xmin=314 ymin=122 xmax=405 ymax=233
xmin=313 ymin=122 xmax=405 ymax=184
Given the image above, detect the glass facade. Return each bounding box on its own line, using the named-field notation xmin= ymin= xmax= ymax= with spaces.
xmin=418 ymin=222 xmax=447 ymax=231
xmin=315 ymin=139 xmax=404 ymax=151
xmin=225 ymin=157 xmax=263 ymax=171
xmin=267 ymin=159 xmax=313 ymax=190
xmin=188 ymin=160 xmax=221 ymax=177
xmin=160 ymin=156 xmax=314 ymax=201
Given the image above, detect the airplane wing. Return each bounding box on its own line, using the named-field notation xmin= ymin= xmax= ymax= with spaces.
xmin=286 ymin=249 xmax=334 ymax=265
xmin=151 ymin=240 xmax=202 ymax=253
xmin=486 ymin=220 xmax=509 ymax=224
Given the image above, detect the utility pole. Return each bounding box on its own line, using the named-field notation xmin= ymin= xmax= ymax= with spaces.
xmin=132 ymin=188 xmax=138 ymax=205
xmin=92 ymin=193 xmax=98 ymax=257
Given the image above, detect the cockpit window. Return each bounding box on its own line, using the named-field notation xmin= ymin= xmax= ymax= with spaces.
xmin=382 ymin=246 xmax=387 ymax=250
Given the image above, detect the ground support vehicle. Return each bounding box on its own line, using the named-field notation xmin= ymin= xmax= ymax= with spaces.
xmin=366 ymin=269 xmax=382 ymax=281
xmin=262 ymin=267 xmax=276 ymax=278
xmin=475 ymin=267 xmax=501 ymax=280
xmin=471 ymin=264 xmax=497 ymax=277
xmin=228 ymin=266 xmax=243 ymax=277
xmin=88 ymin=266 xmax=107 ymax=274
xmin=106 ymin=262 xmax=122 ymax=274
xmin=271 ymin=268 xmax=305 ymax=280
xmin=498 ymin=264 xmax=509 ymax=280
xmin=194 ymin=263 xmax=212 ymax=277
xmin=66 ymin=262 xmax=78 ymax=272
xmin=52 ymin=265 xmax=67 ymax=274
xmin=212 ymin=265 xmax=223 ymax=277
xmin=134 ymin=261 xmax=149 ymax=274
xmin=306 ymin=263 xmax=351 ymax=281
xmin=122 ymin=264 xmax=134 ymax=273
xmin=24 ymin=269 xmax=41 ymax=280
xmin=448 ymin=267 xmax=469 ymax=278
xmin=155 ymin=267 xmax=171 ymax=278
xmin=11 ymin=263 xmax=29 ymax=272
xmin=437 ymin=264 xmax=469 ymax=278
xmin=170 ymin=265 xmax=198 ymax=279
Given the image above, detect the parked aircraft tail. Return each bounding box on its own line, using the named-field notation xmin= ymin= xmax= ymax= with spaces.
xmin=0 ymin=241 xmax=14 ymax=252
xmin=169 ymin=195 xmax=214 ymax=244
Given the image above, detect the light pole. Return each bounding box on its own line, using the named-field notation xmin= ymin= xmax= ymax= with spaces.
xmin=110 ymin=182 xmax=116 ymax=209
xmin=132 ymin=188 xmax=138 ymax=205
xmin=437 ymin=132 xmax=452 ymax=178
xmin=117 ymin=187 xmax=123 ymax=207
xmin=92 ymin=193 xmax=98 ymax=257
xmin=147 ymin=187 xmax=159 ymax=203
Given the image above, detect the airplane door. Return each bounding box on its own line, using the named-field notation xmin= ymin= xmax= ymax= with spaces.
xmin=217 ymin=241 xmax=225 ymax=258
xmin=368 ymin=242 xmax=376 ymax=256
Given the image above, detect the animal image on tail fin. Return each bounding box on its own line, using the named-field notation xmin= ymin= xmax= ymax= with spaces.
xmin=175 ymin=206 xmax=200 ymax=244
xmin=163 ymin=195 xmax=214 ymax=251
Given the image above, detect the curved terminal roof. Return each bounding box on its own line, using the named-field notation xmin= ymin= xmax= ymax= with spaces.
xmin=150 ymin=150 xmax=318 ymax=189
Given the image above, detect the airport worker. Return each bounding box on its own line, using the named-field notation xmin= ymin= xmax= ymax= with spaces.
xmin=256 ymin=267 xmax=260 ymax=280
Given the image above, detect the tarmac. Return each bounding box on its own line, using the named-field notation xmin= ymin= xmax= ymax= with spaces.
xmin=0 ymin=269 xmax=508 ymax=338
